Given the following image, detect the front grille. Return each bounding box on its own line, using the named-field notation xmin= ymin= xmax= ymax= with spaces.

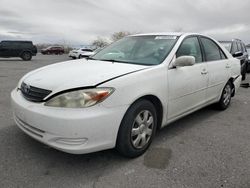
xmin=20 ymin=82 xmax=52 ymax=102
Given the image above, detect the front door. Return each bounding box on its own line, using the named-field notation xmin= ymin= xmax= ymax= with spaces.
xmin=167 ymin=36 xmax=208 ymax=121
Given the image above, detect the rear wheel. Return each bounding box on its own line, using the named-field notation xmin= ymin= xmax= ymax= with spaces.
xmin=21 ymin=52 xmax=32 ymax=61
xmin=116 ymin=100 xmax=157 ymax=158
xmin=216 ymin=82 xmax=232 ymax=110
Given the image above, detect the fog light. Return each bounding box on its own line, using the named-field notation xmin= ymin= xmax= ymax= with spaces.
xmin=55 ymin=138 xmax=88 ymax=146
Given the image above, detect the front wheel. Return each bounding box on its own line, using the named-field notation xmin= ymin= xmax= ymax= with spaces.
xmin=116 ymin=100 xmax=157 ymax=158
xmin=216 ymin=82 xmax=232 ymax=110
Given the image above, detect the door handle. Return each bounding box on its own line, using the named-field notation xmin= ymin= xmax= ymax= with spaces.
xmin=226 ymin=64 xmax=231 ymax=68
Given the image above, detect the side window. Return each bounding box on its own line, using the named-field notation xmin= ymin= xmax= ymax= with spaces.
xmin=219 ymin=50 xmax=227 ymax=59
xmin=241 ymin=42 xmax=247 ymax=53
xmin=200 ymin=37 xmax=223 ymax=61
xmin=231 ymin=42 xmax=238 ymax=54
xmin=237 ymin=42 xmax=242 ymax=52
xmin=176 ymin=37 xmax=202 ymax=63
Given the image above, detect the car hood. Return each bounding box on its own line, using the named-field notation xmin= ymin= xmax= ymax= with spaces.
xmin=21 ymin=59 xmax=148 ymax=93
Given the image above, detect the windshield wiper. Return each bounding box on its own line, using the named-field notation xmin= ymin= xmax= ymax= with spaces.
xmin=97 ymin=59 xmax=128 ymax=63
xmin=87 ymin=58 xmax=155 ymax=66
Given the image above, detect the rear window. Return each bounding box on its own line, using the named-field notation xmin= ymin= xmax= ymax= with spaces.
xmin=1 ymin=41 xmax=33 ymax=48
xmin=81 ymin=49 xmax=93 ymax=52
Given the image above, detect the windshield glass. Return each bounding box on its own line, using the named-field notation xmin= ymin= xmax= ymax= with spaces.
xmin=220 ymin=42 xmax=232 ymax=52
xmin=92 ymin=35 xmax=178 ymax=65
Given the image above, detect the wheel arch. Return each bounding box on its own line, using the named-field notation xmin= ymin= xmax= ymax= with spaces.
xmin=126 ymin=95 xmax=164 ymax=130
xmin=19 ymin=50 xmax=32 ymax=57
xmin=228 ymin=77 xmax=235 ymax=97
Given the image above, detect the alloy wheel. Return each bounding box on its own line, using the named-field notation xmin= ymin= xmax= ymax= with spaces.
xmin=223 ymin=84 xmax=231 ymax=106
xmin=131 ymin=110 xmax=154 ymax=149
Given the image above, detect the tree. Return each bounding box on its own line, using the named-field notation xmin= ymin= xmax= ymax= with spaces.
xmin=91 ymin=37 xmax=109 ymax=48
xmin=111 ymin=31 xmax=131 ymax=42
xmin=91 ymin=31 xmax=134 ymax=49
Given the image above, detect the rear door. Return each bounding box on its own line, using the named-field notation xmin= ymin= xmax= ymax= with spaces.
xmin=167 ymin=36 xmax=208 ymax=120
xmin=199 ymin=37 xmax=230 ymax=102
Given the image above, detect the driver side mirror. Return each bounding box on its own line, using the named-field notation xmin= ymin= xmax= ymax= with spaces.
xmin=173 ymin=56 xmax=195 ymax=67
xmin=232 ymin=51 xmax=243 ymax=58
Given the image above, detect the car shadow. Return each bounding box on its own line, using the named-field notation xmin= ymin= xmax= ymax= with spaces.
xmin=156 ymin=105 xmax=219 ymax=139
xmin=0 ymin=59 xmax=24 ymax=61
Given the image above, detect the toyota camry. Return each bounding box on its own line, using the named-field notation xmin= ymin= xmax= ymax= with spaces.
xmin=11 ymin=33 xmax=241 ymax=158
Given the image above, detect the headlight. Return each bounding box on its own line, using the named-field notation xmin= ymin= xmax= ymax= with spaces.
xmin=44 ymin=88 xmax=114 ymax=108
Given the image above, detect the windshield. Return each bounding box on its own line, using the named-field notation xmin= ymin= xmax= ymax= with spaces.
xmin=220 ymin=42 xmax=232 ymax=52
xmin=91 ymin=35 xmax=178 ymax=65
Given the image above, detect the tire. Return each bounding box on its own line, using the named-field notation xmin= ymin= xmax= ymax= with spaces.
xmin=242 ymin=72 xmax=246 ymax=80
xmin=78 ymin=55 xmax=82 ymax=59
xmin=116 ymin=99 xmax=157 ymax=158
xmin=21 ymin=52 xmax=32 ymax=61
xmin=216 ymin=82 xmax=232 ymax=110
xmin=242 ymin=62 xmax=247 ymax=80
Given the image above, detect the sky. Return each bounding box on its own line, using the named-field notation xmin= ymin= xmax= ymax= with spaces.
xmin=0 ymin=0 xmax=249 ymax=46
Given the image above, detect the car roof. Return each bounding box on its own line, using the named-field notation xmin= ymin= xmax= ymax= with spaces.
xmin=1 ymin=40 xmax=33 ymax=43
xmin=220 ymin=39 xmax=243 ymax=43
xmin=131 ymin=32 xmax=202 ymax=37
xmin=48 ymin=46 xmax=63 ymax=48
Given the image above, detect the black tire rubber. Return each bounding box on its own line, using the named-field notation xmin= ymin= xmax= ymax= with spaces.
xmin=242 ymin=72 xmax=246 ymax=80
xmin=21 ymin=52 xmax=32 ymax=61
xmin=116 ymin=99 xmax=157 ymax=158
xmin=215 ymin=82 xmax=232 ymax=110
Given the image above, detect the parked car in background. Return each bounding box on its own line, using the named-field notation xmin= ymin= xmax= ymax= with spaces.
xmin=41 ymin=46 xmax=64 ymax=55
xmin=246 ymin=47 xmax=250 ymax=72
xmin=0 ymin=40 xmax=37 ymax=61
xmin=68 ymin=48 xmax=95 ymax=59
xmin=220 ymin=39 xmax=248 ymax=80
xmin=11 ymin=33 xmax=241 ymax=158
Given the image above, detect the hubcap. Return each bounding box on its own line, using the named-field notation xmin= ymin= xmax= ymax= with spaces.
xmin=223 ymin=84 xmax=231 ymax=106
xmin=131 ymin=110 xmax=154 ymax=149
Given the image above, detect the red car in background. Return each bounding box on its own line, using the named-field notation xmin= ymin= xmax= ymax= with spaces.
xmin=41 ymin=46 xmax=64 ymax=55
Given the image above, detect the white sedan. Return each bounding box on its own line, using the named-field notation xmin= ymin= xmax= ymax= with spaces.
xmin=11 ymin=33 xmax=241 ymax=158
xmin=68 ymin=48 xmax=95 ymax=59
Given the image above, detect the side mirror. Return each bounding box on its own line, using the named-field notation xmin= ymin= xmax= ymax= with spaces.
xmin=233 ymin=51 xmax=243 ymax=58
xmin=174 ymin=56 xmax=195 ymax=67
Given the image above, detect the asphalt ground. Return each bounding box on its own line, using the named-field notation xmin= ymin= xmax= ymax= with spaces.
xmin=0 ymin=54 xmax=249 ymax=188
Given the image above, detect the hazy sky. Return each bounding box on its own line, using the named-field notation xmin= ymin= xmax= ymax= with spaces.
xmin=0 ymin=0 xmax=249 ymax=45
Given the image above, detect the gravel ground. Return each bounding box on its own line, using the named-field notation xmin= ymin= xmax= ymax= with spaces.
xmin=0 ymin=54 xmax=249 ymax=188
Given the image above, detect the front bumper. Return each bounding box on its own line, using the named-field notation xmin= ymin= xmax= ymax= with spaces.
xmin=11 ymin=89 xmax=128 ymax=154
